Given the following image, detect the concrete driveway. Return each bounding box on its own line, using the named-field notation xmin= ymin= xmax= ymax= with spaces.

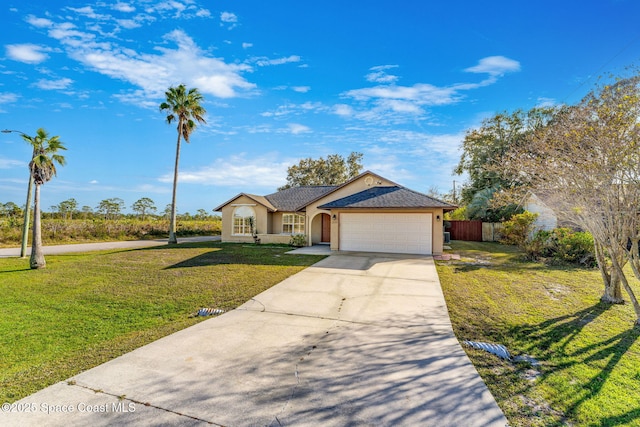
xmin=1 ymin=252 xmax=507 ymax=427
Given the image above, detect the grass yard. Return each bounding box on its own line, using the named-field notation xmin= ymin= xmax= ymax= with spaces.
xmin=437 ymin=241 xmax=640 ymax=427
xmin=0 ymin=242 xmax=325 ymax=403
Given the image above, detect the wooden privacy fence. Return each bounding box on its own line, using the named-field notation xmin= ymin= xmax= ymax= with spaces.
xmin=448 ymin=220 xmax=482 ymax=241
xmin=447 ymin=221 xmax=503 ymax=242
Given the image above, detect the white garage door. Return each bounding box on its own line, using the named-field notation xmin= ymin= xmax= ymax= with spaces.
xmin=340 ymin=213 xmax=432 ymax=255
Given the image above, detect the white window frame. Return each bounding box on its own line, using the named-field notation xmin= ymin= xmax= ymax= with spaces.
xmin=232 ymin=206 xmax=255 ymax=236
xmin=282 ymin=213 xmax=305 ymax=235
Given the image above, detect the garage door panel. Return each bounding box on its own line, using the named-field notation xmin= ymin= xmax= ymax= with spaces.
xmin=340 ymin=213 xmax=432 ymax=255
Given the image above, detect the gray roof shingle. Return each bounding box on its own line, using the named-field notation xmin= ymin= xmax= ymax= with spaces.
xmin=318 ymin=186 xmax=455 ymax=209
xmin=265 ymin=186 xmax=337 ymax=211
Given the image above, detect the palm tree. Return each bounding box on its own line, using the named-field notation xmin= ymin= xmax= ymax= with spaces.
xmin=160 ymin=85 xmax=207 ymax=244
xmin=28 ymin=128 xmax=66 ymax=269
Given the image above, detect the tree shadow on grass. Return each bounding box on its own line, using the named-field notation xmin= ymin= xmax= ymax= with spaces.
xmin=129 ymin=242 xmax=327 ymax=269
xmin=594 ymin=407 xmax=640 ymax=427
xmin=509 ymin=302 xmax=640 ymax=425
xmin=0 ymin=267 xmax=31 ymax=274
xmin=513 ymin=302 xmax=613 ymax=356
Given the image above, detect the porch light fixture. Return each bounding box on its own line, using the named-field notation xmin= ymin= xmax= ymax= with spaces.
xmin=436 ymin=215 xmax=441 ymax=221
xmin=332 ymin=214 xmax=336 ymax=220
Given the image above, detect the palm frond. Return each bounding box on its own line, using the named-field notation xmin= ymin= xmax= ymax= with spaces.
xmin=161 ymin=84 xmax=207 ymax=142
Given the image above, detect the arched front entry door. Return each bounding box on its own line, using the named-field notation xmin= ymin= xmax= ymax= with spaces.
xmin=321 ymin=213 xmax=331 ymax=243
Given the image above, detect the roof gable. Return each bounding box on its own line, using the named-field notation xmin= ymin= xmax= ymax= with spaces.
xmin=318 ymin=186 xmax=456 ymax=209
xmin=213 ymin=193 xmax=277 ymax=212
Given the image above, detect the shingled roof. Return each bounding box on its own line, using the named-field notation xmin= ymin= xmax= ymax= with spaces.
xmin=264 ymin=185 xmax=337 ymax=211
xmin=318 ymin=186 xmax=456 ymax=209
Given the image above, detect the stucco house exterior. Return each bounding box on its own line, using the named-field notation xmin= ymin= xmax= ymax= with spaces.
xmin=523 ymin=193 xmax=558 ymax=231
xmin=214 ymin=171 xmax=456 ymax=255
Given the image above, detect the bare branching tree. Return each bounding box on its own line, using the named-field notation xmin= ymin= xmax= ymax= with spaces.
xmin=504 ymin=75 xmax=640 ymax=323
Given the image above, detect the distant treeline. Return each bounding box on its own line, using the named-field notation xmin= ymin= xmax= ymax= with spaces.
xmin=0 ymin=197 xmax=221 ymax=246
xmin=1 ymin=197 xmax=220 ymax=221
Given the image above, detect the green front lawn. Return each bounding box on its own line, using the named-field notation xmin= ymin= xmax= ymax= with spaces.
xmin=437 ymin=241 xmax=640 ymax=427
xmin=0 ymin=242 xmax=325 ymax=402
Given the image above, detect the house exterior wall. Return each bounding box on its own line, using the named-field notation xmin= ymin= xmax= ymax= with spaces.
xmin=219 ymin=195 xmax=270 ymax=243
xmin=310 ymin=214 xmax=322 ymax=244
xmin=256 ymin=234 xmax=291 ymax=244
xmin=524 ymin=194 xmax=557 ymax=231
xmin=272 ymin=212 xmax=284 ymax=234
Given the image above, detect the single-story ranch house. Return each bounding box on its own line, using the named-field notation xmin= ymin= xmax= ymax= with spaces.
xmin=214 ymin=171 xmax=456 ymax=255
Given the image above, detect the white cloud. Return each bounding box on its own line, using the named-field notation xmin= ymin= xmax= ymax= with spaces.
xmin=333 ymin=104 xmax=354 ymax=117
xmin=285 ymin=123 xmax=311 ymax=134
xmin=242 ymin=42 xmax=253 ymax=49
xmin=25 ymin=15 xmax=53 ymax=28
xmin=0 ymin=158 xmax=24 ymax=169
xmin=196 ymin=9 xmax=211 ymax=18
xmin=536 ymin=97 xmax=557 ymax=107
xmin=341 ymin=57 xmax=521 ymax=123
xmin=0 ymin=93 xmax=19 ymax=104
xmin=292 ymin=86 xmax=310 ymax=93
xmin=146 ymin=1 xmax=187 ymax=18
xmin=67 ymin=6 xmax=108 ymax=20
xmin=116 ymin=19 xmax=141 ymax=29
xmin=34 ymin=17 xmax=256 ymax=101
xmin=254 ymin=55 xmax=301 ymax=67
xmin=34 ymin=77 xmax=73 ymax=90
xmin=464 ymin=56 xmax=521 ymax=76
xmin=220 ymin=12 xmax=238 ymax=23
xmin=345 ymin=83 xmax=457 ymax=112
xmin=6 ymin=44 xmax=50 ymax=64
xmin=261 ymin=102 xmax=326 ymax=118
xmin=113 ymin=2 xmax=136 ymax=13
xmin=366 ymin=65 xmax=399 ymax=84
xmin=160 ymin=154 xmax=289 ymax=188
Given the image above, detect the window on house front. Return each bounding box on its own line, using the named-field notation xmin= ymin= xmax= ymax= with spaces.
xmin=233 ymin=206 xmax=255 ymax=235
xmin=282 ymin=213 xmax=305 ymax=234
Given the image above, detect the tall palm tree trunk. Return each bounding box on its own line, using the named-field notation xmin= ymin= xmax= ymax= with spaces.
xmin=20 ymin=175 xmax=34 ymax=258
xmin=30 ymin=184 xmax=46 ymax=269
xmin=168 ymin=131 xmax=182 ymax=245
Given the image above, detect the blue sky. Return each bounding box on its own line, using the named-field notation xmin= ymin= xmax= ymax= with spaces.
xmin=2 ymin=0 xmax=640 ymax=215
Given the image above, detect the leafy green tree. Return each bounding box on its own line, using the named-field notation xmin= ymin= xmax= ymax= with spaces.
xmin=131 ymin=197 xmax=157 ymax=220
xmin=96 ymin=198 xmax=125 ymax=220
xmin=196 ymin=208 xmax=208 ymax=220
xmin=2 ymin=202 xmax=22 ymax=219
xmin=28 ymin=128 xmax=67 ymax=269
xmin=279 ymin=152 xmax=364 ymax=190
xmin=160 ymin=84 xmax=207 ymax=244
xmin=81 ymin=205 xmax=93 ymax=219
xmin=57 ymin=198 xmax=78 ymax=220
xmin=162 ymin=204 xmax=174 ymax=220
xmin=455 ymin=108 xmax=555 ymax=219
xmin=465 ymin=186 xmax=522 ymax=222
